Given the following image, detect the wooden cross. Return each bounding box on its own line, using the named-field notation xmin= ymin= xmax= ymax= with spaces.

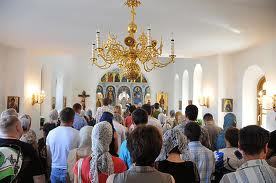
xmin=78 ymin=90 xmax=90 ymax=110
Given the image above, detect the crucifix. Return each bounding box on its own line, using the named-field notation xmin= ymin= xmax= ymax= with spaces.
xmin=78 ymin=90 xmax=90 ymax=110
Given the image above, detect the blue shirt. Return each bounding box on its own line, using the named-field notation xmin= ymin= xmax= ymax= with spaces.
xmin=73 ymin=114 xmax=87 ymax=130
xmin=188 ymin=141 xmax=215 ymax=183
xmin=119 ymin=140 xmax=132 ymax=168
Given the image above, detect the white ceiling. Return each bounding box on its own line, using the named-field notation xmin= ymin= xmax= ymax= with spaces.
xmin=0 ymin=0 xmax=275 ymax=58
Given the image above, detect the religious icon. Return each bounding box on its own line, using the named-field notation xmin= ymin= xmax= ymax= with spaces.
xmin=51 ymin=97 xmax=56 ymax=109
xmin=114 ymin=73 xmax=120 ymax=82
xmin=157 ymin=92 xmax=168 ymax=111
xmin=101 ymin=74 xmax=107 ymax=82
xmin=107 ymin=73 xmax=114 ymax=82
xmin=121 ymin=75 xmax=127 ymax=82
xmin=222 ymin=98 xmax=233 ymax=112
xmin=133 ymin=86 xmax=142 ymax=105
xmin=7 ymin=96 xmax=19 ymax=113
xmin=96 ymin=98 xmax=102 ymax=108
xmin=78 ymin=90 xmax=90 ymax=110
xmin=106 ymin=86 xmax=116 ymax=106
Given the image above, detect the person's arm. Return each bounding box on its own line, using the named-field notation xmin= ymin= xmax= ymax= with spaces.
xmin=113 ymin=132 xmax=119 ymax=154
xmin=46 ymin=145 xmax=52 ymax=170
xmin=106 ymin=174 xmax=115 ymax=183
xmin=33 ymin=175 xmax=46 ymax=183
xmin=74 ymin=174 xmax=78 ymax=183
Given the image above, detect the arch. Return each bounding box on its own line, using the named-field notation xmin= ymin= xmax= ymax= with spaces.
xmin=174 ymin=74 xmax=180 ymax=110
xmin=133 ymin=86 xmax=143 ymax=105
xmin=242 ymin=65 xmax=265 ymax=127
xmin=193 ymin=64 xmax=203 ymax=118
xmin=182 ymin=70 xmax=189 ymax=113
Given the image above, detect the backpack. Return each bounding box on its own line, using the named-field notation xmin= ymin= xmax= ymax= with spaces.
xmin=0 ymin=145 xmax=23 ymax=183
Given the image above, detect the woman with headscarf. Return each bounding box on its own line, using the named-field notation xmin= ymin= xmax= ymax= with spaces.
xmin=155 ymin=128 xmax=200 ymax=183
xmin=73 ymin=122 xmax=127 ymax=183
xmin=19 ymin=114 xmax=37 ymax=150
xmin=100 ymin=112 xmax=119 ymax=156
xmin=68 ymin=126 xmax=93 ymax=182
xmin=216 ymin=113 xmax=237 ymax=150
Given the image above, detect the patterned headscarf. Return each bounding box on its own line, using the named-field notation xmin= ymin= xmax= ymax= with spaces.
xmin=157 ymin=128 xmax=190 ymax=161
xmin=90 ymin=121 xmax=114 ymax=183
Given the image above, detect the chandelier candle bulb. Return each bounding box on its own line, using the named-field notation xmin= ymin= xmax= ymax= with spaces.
xmin=92 ymin=43 xmax=96 ymax=59
xmin=171 ymin=38 xmax=175 ymax=56
xmin=147 ymin=27 xmax=152 ymax=47
xmin=96 ymin=31 xmax=101 ymax=48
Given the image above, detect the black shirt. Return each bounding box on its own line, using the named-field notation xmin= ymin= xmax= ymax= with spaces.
xmin=0 ymin=138 xmax=44 ymax=183
xmin=156 ymin=160 xmax=200 ymax=183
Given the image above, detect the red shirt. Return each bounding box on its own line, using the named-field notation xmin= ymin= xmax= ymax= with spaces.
xmin=73 ymin=156 xmax=127 ymax=183
xmin=124 ymin=116 xmax=133 ymax=128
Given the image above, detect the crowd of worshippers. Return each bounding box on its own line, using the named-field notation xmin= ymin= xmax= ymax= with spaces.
xmin=0 ymin=97 xmax=275 ymax=183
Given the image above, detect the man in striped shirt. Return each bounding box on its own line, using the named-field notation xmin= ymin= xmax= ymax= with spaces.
xmin=220 ymin=125 xmax=276 ymax=183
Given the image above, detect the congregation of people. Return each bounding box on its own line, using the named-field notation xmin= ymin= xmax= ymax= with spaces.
xmin=0 ymin=97 xmax=275 ymax=183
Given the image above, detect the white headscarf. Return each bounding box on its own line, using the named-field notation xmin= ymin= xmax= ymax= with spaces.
xmin=90 ymin=121 xmax=114 ymax=183
xmin=157 ymin=128 xmax=190 ymax=161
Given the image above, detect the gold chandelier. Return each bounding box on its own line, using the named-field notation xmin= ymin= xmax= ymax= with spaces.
xmin=90 ymin=0 xmax=176 ymax=80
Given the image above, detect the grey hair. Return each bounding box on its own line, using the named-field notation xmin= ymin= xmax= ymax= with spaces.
xmin=49 ymin=109 xmax=58 ymax=121
xmin=79 ymin=126 xmax=93 ymax=148
xmin=169 ymin=110 xmax=175 ymax=117
xmin=19 ymin=115 xmax=31 ymax=131
xmin=113 ymin=113 xmax=123 ymax=124
xmin=1 ymin=109 xmax=18 ymax=118
xmin=0 ymin=115 xmax=19 ymax=131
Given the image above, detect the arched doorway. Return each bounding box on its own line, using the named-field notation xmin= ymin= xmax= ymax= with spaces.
xmin=257 ymin=76 xmax=266 ymax=126
xmin=96 ymin=68 xmax=150 ymax=109
xmin=242 ymin=65 xmax=265 ymax=127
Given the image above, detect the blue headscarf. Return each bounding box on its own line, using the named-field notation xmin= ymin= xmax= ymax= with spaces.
xmin=216 ymin=113 xmax=236 ymax=150
xmin=100 ymin=112 xmax=115 ymax=132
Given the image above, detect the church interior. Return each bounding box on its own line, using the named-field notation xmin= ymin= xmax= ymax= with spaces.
xmin=0 ymin=0 xmax=276 ymax=135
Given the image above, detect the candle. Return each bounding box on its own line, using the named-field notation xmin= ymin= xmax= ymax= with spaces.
xmin=170 ymin=32 xmax=175 ymax=55
xmin=96 ymin=31 xmax=100 ymax=48
xmin=92 ymin=43 xmax=96 ymax=59
xmin=147 ymin=25 xmax=151 ymax=47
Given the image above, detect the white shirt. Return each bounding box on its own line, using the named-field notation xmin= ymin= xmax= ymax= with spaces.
xmin=113 ymin=120 xmax=127 ymax=151
xmin=46 ymin=126 xmax=80 ymax=169
xmin=147 ymin=116 xmax=163 ymax=135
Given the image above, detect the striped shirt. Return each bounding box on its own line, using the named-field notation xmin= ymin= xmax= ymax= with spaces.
xmin=188 ymin=141 xmax=215 ymax=183
xmin=220 ymin=159 xmax=276 ymax=183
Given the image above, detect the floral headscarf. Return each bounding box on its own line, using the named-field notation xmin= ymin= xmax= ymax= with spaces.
xmin=156 ymin=128 xmax=190 ymax=161
xmin=90 ymin=121 xmax=114 ymax=183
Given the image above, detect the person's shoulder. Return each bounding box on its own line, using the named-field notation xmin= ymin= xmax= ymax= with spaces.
xmin=112 ymin=156 xmax=127 ymax=171
xmin=120 ymin=140 xmax=127 ymax=148
xmin=220 ymin=171 xmax=237 ymax=183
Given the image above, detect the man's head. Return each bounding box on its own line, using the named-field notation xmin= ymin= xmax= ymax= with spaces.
xmin=127 ymin=125 xmax=162 ymax=166
xmin=142 ymin=104 xmax=152 ymax=116
xmin=132 ymin=108 xmax=148 ymax=126
xmin=239 ymin=125 xmax=269 ymax=159
xmin=185 ymin=105 xmax=198 ymax=121
xmin=1 ymin=109 xmax=18 ymax=118
xmin=59 ymin=107 xmax=75 ymax=125
xmin=0 ymin=115 xmax=23 ymax=139
xmin=203 ymin=113 xmax=213 ymax=123
xmin=73 ymin=103 xmax=82 ymax=114
xmin=154 ymin=103 xmax=160 ymax=110
xmin=185 ymin=122 xmax=201 ymax=142
xmin=102 ymin=98 xmax=109 ymax=106
xmin=113 ymin=105 xmax=122 ymax=115
xmin=128 ymin=105 xmax=136 ymax=114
